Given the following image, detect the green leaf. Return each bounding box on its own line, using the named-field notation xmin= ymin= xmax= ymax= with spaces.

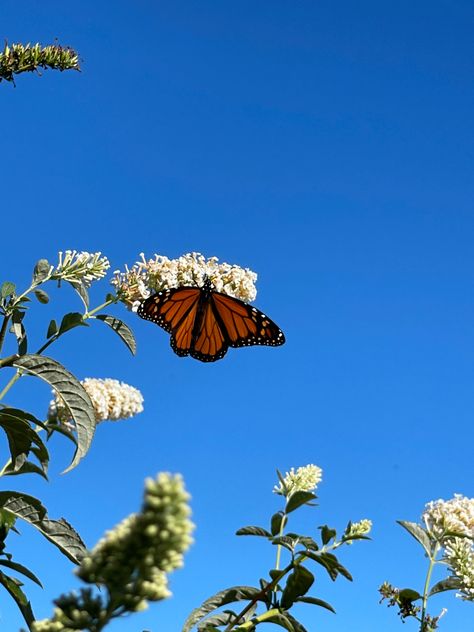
xmin=245 ymin=609 xmax=298 ymax=631
xmin=0 ymin=492 xmax=86 ymax=564
xmin=10 ymin=310 xmax=27 ymax=355
xmin=68 ymin=281 xmax=89 ymax=309
xmin=429 ymin=577 xmax=462 ymax=596
xmin=94 ymin=314 xmax=137 ymax=355
xmin=0 ymin=570 xmax=35 ymax=627
xmin=0 ymin=409 xmax=49 ymax=475
xmin=197 ymin=610 xmax=236 ymax=630
xmin=319 ymin=525 xmax=337 ymax=545
xmin=296 ymin=595 xmax=336 ymax=613
xmin=12 ymin=354 xmax=96 ymax=471
xmin=0 ymin=559 xmax=42 ymax=587
xmin=47 ymin=319 xmax=58 ymax=339
xmin=33 ymin=289 xmax=49 ymax=304
xmin=33 ymin=259 xmax=51 ymax=283
xmin=285 ymin=491 xmax=317 ymax=514
xmin=271 ymin=511 xmax=286 ymax=536
xmin=399 ymin=588 xmax=422 ymax=601
xmin=183 ymin=586 xmax=262 ymax=632
xmin=397 ymin=521 xmax=432 ymax=557
xmin=304 ymin=551 xmax=351 ymax=581
xmin=281 ymin=566 xmax=314 ymax=609
xmin=2 ymin=460 xmax=48 ymax=480
xmin=236 ymin=526 xmax=272 ymax=537
xmin=58 ymin=312 xmax=87 ymax=336
xmin=1 ymin=281 xmax=15 ymax=298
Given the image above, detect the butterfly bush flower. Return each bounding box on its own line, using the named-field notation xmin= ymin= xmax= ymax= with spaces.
xmin=112 ymin=252 xmax=258 ymax=309
xmin=273 ymin=464 xmax=323 ymax=498
xmin=51 ymin=250 xmax=110 ymax=287
xmin=33 ymin=474 xmax=194 ymax=630
xmin=422 ymin=494 xmax=474 ymax=541
xmin=77 ymin=473 xmax=194 ymax=608
xmin=48 ymin=378 xmax=144 ymax=425
xmin=423 ymin=494 xmax=474 ymax=602
xmin=344 ymin=519 xmax=372 ymax=541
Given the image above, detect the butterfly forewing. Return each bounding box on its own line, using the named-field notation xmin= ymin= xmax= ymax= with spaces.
xmin=212 ymin=292 xmax=285 ymax=348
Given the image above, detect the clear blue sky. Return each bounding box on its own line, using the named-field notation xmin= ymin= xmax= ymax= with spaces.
xmin=1 ymin=1 xmax=473 ymax=630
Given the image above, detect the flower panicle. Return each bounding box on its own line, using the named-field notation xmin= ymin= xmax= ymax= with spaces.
xmin=273 ymin=464 xmax=323 ymax=498
xmin=0 ymin=42 xmax=80 ymax=84
xmin=111 ymin=251 xmax=258 ymax=308
xmin=51 ymin=250 xmax=110 ymax=287
xmin=48 ymin=377 xmax=144 ymax=426
xmin=33 ymin=474 xmax=194 ymax=630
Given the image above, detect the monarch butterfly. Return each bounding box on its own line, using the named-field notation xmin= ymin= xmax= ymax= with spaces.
xmin=137 ymin=278 xmax=285 ymax=362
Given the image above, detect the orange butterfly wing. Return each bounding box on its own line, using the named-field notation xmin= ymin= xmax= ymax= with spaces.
xmin=137 ymin=285 xmax=285 ymax=362
xmin=211 ymin=292 xmax=285 ymax=349
xmin=137 ymin=287 xmax=201 ymax=357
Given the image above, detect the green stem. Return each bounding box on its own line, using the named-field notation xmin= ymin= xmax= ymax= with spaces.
xmin=420 ymin=543 xmax=440 ymax=631
xmin=0 ymin=370 xmax=21 ymax=402
xmin=275 ymin=514 xmax=287 ymax=571
xmin=85 ymin=297 xmax=116 ymax=318
xmin=223 ymin=563 xmax=294 ymax=632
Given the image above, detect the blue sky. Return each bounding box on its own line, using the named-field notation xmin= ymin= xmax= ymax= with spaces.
xmin=1 ymin=1 xmax=473 ymax=630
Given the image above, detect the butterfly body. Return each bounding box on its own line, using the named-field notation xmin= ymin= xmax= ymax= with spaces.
xmin=137 ymin=278 xmax=285 ymax=362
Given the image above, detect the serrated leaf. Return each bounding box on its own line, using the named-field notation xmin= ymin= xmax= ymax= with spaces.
xmin=1 ymin=281 xmax=15 ymax=298
xmin=33 ymin=259 xmax=51 ymax=283
xmin=58 ymin=312 xmax=87 ymax=336
xmin=34 ymin=289 xmax=49 ymax=304
xmin=47 ymin=319 xmax=58 ymax=339
xmin=296 ymin=595 xmax=336 ymax=613
xmin=271 ymin=535 xmax=296 ymax=552
xmin=271 ymin=511 xmax=286 ymax=536
xmin=320 ymin=525 xmax=337 ymax=545
xmin=183 ymin=586 xmax=262 ymax=632
xmin=429 ymin=577 xmax=462 ymax=596
xmin=94 ymin=314 xmax=137 ymax=355
xmin=0 ymin=559 xmax=42 ymax=587
xmin=285 ymin=491 xmax=317 ymax=514
xmin=0 ymin=492 xmax=86 ymax=564
xmin=397 ymin=521 xmax=432 ymax=557
xmin=281 ymin=566 xmax=314 ymax=609
xmin=0 ymin=570 xmax=35 ymax=627
xmin=236 ymin=526 xmax=272 ymax=537
xmin=68 ymin=281 xmax=89 ymax=309
xmin=12 ymin=355 xmax=96 ymax=471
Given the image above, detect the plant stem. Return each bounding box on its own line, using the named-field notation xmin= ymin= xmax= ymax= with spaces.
xmin=0 ymin=370 xmax=21 ymax=402
xmin=275 ymin=513 xmax=287 ymax=571
xmin=420 ymin=544 xmax=440 ymax=631
xmin=85 ymin=298 xmax=116 ymax=318
xmin=223 ymin=563 xmax=293 ymax=632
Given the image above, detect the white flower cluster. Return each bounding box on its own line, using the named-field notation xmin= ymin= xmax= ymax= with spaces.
xmin=77 ymin=473 xmax=194 ymax=611
xmin=423 ymin=494 xmax=474 ymax=540
xmin=345 ymin=519 xmax=373 ymax=541
xmin=111 ymin=252 xmax=258 ymax=308
xmin=51 ymin=250 xmax=110 ymax=287
xmin=48 ymin=378 xmax=144 ymax=425
xmin=423 ymin=494 xmax=474 ymax=601
xmin=273 ymin=464 xmax=323 ymax=498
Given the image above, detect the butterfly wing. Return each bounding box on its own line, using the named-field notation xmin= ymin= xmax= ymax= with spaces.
xmin=137 ymin=287 xmax=201 ymax=357
xmin=211 ymin=291 xmax=285 ymax=349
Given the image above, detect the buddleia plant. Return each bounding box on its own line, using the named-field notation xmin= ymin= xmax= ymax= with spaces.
xmin=0 ymin=251 xmax=141 ymax=627
xmin=184 ymin=465 xmax=372 ymax=632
